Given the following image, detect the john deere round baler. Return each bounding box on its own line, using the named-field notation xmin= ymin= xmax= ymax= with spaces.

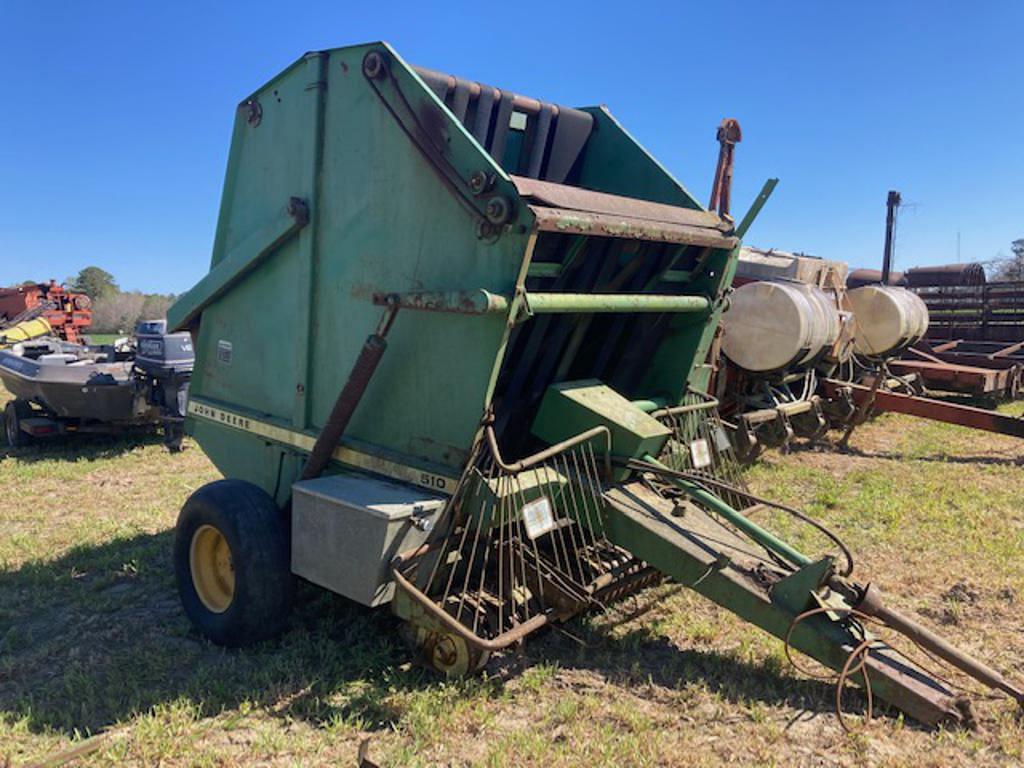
xmin=168 ymin=41 xmax=1022 ymax=729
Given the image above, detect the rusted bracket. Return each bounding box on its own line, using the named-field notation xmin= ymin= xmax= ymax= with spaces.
xmin=770 ymin=556 xmax=835 ymax=614
xmin=371 ymin=289 xmax=510 ymax=315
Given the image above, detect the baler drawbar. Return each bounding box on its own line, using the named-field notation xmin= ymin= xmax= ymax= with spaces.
xmin=167 ymin=41 xmax=1022 ymax=731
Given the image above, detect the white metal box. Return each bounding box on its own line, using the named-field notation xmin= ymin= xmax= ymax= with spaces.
xmin=291 ymin=473 xmax=445 ymax=606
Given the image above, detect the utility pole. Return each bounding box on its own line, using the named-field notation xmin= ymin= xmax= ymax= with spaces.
xmin=881 ymin=190 xmax=901 ymax=285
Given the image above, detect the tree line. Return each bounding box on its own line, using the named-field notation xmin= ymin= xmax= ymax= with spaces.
xmin=988 ymin=239 xmax=1024 ymax=282
xmin=65 ymin=266 xmax=176 ymax=334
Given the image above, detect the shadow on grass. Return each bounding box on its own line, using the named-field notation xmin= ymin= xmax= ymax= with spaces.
xmin=1 ymin=529 xmax=880 ymax=741
xmin=527 ymin=620 xmax=875 ymax=726
xmin=786 ymin=439 xmax=1024 ymax=467
xmin=0 ymin=529 xmax=444 ymax=739
xmin=0 ymin=430 xmax=165 ymax=463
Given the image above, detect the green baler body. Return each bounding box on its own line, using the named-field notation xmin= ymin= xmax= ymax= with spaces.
xmin=169 ymin=41 xmax=738 ymax=504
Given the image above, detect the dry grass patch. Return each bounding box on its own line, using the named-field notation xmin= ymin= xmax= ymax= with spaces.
xmin=1 ymin=383 xmax=1023 ymax=766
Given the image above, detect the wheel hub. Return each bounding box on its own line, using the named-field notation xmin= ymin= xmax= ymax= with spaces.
xmin=190 ymin=524 xmax=235 ymax=613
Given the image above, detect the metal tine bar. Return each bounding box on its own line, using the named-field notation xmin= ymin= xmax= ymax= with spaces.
xmin=568 ymin=447 xmax=605 ymax=575
xmin=452 ymin=473 xmax=491 ymax=622
xmin=439 ymin=472 xmax=484 ymax=607
xmin=428 ymin=460 xmax=489 ymax=595
xmin=580 ymin=442 xmax=609 ymax=540
xmin=454 ymin=470 xmax=493 ymax=626
xmin=557 ymin=450 xmax=594 ymax=584
xmin=575 ymin=447 xmax=606 ymax=578
xmin=513 ymin=474 xmax=532 ymax=625
xmin=539 ymin=457 xmax=576 ymax=583
xmin=581 ymin=446 xmax=610 ymax=552
xmin=504 ymin=472 xmax=522 ymax=628
xmin=525 ymin=463 xmax=555 ymax=608
xmin=495 ymin=462 xmax=506 ymax=634
xmin=512 ymin=466 xmax=561 ymax=585
xmin=470 ymin=477 xmax=499 ymax=637
xmin=549 ymin=454 xmax=585 ymax=586
xmin=552 ymin=451 xmax=586 ymax=584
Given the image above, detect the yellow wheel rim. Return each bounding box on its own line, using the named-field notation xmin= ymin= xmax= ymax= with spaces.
xmin=190 ymin=524 xmax=235 ymax=613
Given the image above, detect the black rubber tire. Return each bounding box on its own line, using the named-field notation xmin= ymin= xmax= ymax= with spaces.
xmin=4 ymin=400 xmax=33 ymax=448
xmin=174 ymin=479 xmax=295 ymax=647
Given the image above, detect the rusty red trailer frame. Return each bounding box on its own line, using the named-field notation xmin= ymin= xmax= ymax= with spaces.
xmin=821 ymin=379 xmax=1024 ymax=439
xmin=887 ymin=358 xmax=1015 ymax=396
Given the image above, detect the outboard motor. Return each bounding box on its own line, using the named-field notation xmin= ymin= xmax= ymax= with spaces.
xmin=132 ymin=319 xmax=195 ymax=450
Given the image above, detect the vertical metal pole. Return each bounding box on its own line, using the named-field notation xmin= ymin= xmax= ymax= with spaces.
xmin=881 ymin=190 xmax=901 ymax=285
xmin=708 ymin=119 xmax=742 ymax=220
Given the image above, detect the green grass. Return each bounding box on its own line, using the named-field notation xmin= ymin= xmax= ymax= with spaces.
xmin=83 ymin=333 xmax=121 ymax=345
xmin=1 ymin=383 xmax=1022 ymax=766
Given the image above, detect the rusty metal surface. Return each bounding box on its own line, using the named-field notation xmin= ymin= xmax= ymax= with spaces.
xmin=928 ymin=339 xmax=1024 ymax=360
xmin=708 ymin=118 xmax=742 ymax=218
xmin=905 ymin=262 xmax=987 ymax=287
xmin=529 ymin=205 xmax=738 ymax=248
xmin=822 ymin=379 xmax=1024 ymax=437
xmin=887 ymin=358 xmax=1009 ymax=394
xmin=511 ymin=176 xmax=728 ymax=231
xmin=847 ymin=268 xmax=906 ymax=288
xmin=0 ymin=280 xmax=93 ymax=344
xmin=372 ymin=290 xmax=510 ymax=316
xmin=391 ymin=563 xmax=551 ymax=652
xmin=857 ymin=584 xmax=1024 ymax=705
xmin=299 ymin=306 xmax=397 ymax=482
xmin=909 ymin=344 xmax=1024 ymax=398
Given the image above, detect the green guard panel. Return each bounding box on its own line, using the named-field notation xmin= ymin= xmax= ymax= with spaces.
xmin=531 ymin=380 xmax=670 ymax=462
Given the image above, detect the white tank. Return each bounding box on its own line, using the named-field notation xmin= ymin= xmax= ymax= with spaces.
xmin=722 ymin=280 xmax=842 ymax=373
xmin=848 ymin=285 xmax=929 ymax=358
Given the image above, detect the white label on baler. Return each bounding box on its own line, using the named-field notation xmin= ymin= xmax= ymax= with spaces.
xmin=217 ymin=340 xmax=232 ymax=365
xmin=521 ymin=496 xmax=556 ymax=540
xmin=690 ymin=438 xmax=712 ymax=469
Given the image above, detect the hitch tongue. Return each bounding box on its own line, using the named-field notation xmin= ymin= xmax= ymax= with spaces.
xmin=855 ymin=583 xmax=1024 ymax=706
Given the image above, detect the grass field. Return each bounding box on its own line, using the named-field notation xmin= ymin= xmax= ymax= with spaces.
xmin=1 ymin=382 xmax=1022 ymax=767
xmin=82 ymin=334 xmax=121 ymax=345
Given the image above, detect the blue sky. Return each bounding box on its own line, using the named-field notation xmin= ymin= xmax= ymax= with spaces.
xmin=1 ymin=2 xmax=1021 ymax=294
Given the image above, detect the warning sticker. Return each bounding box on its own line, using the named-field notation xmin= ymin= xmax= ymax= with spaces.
xmin=690 ymin=438 xmax=712 ymax=469
xmin=521 ymin=496 xmax=556 ymax=540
